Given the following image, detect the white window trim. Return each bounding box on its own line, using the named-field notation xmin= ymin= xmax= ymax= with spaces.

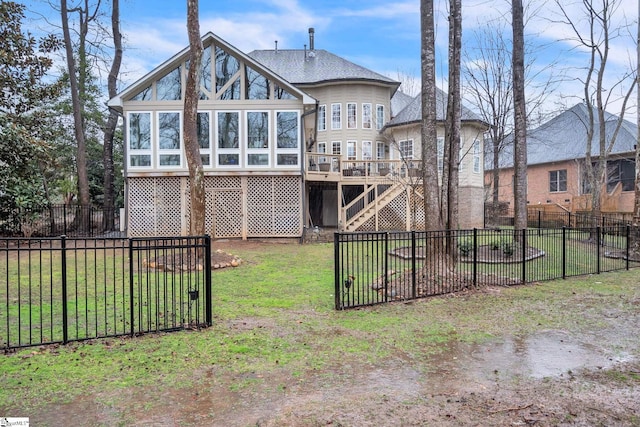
xmin=275 ymin=110 xmax=300 ymax=168
xmin=317 ymin=141 xmax=327 ymax=163
xmin=245 ymin=110 xmax=271 ymax=168
xmin=127 ymin=111 xmax=153 ymax=169
xmin=157 ymin=111 xmax=183 ymax=169
xmin=376 ymin=141 xmax=385 ymax=160
xmin=215 ymin=110 xmax=242 ymax=168
xmin=318 ymin=104 xmax=326 ymax=132
xmin=362 ymin=103 xmax=372 ymax=129
xmin=331 ymin=141 xmax=342 ymax=155
xmin=347 ymin=102 xmax=357 ymax=129
xmin=399 ymin=139 xmax=414 ymax=160
xmin=331 ymin=103 xmax=341 ymax=130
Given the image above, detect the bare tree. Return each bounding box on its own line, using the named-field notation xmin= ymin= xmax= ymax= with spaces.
xmin=102 ymin=0 xmax=121 ymax=231
xmin=184 ymin=0 xmax=205 ymax=235
xmin=60 ymin=0 xmax=99 ymax=230
xmin=556 ymin=0 xmax=636 ymax=220
xmin=512 ymin=0 xmax=528 ymax=232
xmin=420 ymin=0 xmax=443 ymax=232
xmin=442 ymin=0 xmax=461 ymax=237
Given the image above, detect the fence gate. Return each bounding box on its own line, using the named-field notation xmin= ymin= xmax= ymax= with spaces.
xmin=1 ymin=236 xmax=212 ymax=350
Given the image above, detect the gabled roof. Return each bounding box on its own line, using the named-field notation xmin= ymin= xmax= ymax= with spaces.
xmin=385 ymin=88 xmax=487 ymax=128
xmin=108 ymin=32 xmax=316 ymax=110
xmin=496 ymin=103 xmax=638 ymax=169
xmin=248 ymin=49 xmax=400 ymax=93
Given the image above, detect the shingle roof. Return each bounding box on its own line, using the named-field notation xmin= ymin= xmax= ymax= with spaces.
xmin=248 ymin=49 xmax=400 ymax=88
xmin=390 ymin=91 xmax=414 ymax=117
xmin=385 ymin=88 xmax=485 ymax=127
xmin=495 ymin=103 xmax=637 ymax=169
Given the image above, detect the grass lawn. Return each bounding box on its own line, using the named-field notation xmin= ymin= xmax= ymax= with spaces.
xmin=1 ymin=239 xmax=639 ymax=423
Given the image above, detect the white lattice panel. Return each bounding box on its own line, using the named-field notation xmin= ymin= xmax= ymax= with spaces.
xmin=213 ymin=190 xmax=242 ymax=238
xmin=128 ymin=177 xmax=181 ymax=236
xmin=379 ymin=192 xmax=407 ymax=230
xmin=247 ymin=176 xmax=302 ymax=237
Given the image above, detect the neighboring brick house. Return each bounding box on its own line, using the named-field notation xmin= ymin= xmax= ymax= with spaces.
xmin=109 ymin=30 xmax=489 ymax=238
xmin=485 ymin=103 xmax=637 ymax=214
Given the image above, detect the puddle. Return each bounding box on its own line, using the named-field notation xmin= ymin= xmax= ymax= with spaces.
xmin=442 ymin=330 xmax=633 ymax=382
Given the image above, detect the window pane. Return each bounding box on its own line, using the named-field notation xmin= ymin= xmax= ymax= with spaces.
xmin=201 ymin=154 xmax=210 ymax=166
xmin=159 ymin=112 xmax=180 ymax=149
xmin=219 ymin=154 xmax=239 ymax=165
xmin=376 ymin=105 xmax=384 ymax=130
xmin=197 ymin=112 xmax=210 ymax=149
xmin=200 ymin=45 xmax=212 ymax=99
xmin=318 ymin=105 xmax=326 ymax=131
xmin=247 ymin=112 xmax=269 ymax=149
xmin=246 ymin=66 xmax=270 ymax=100
xmin=347 ymin=103 xmax=356 ymax=129
xmin=277 ymin=112 xmax=298 ymax=148
xmin=362 ymin=103 xmax=372 ymax=129
xmin=362 ymin=141 xmax=372 ymax=160
xmin=131 ymin=86 xmax=152 ymax=101
xmin=248 ymin=153 xmax=269 ymax=166
xmin=129 ymin=113 xmax=151 ymax=149
xmin=331 ymin=104 xmax=341 ymax=129
xmin=277 ymin=154 xmax=298 ymax=166
xmin=157 ymin=66 xmax=182 ymax=100
xmin=215 ymin=46 xmax=240 ymax=95
xmin=130 ymin=155 xmax=151 ymax=167
xmin=275 ymin=84 xmax=296 ymax=100
xmin=217 ymin=112 xmax=239 ymax=148
xmin=159 ymin=154 xmax=181 ymax=166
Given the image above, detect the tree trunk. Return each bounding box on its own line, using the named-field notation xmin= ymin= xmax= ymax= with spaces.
xmin=61 ymin=0 xmax=91 ymax=231
xmin=632 ymin=0 xmax=640 ymax=254
xmin=102 ymin=0 xmax=122 ymax=232
xmin=512 ymin=0 xmax=527 ymax=233
xmin=184 ymin=0 xmax=205 ymax=236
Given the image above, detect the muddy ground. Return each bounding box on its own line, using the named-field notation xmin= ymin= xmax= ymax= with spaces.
xmin=22 ymin=240 xmax=640 ymax=426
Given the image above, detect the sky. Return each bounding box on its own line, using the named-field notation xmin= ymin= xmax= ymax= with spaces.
xmin=22 ymin=0 xmax=639 ymax=122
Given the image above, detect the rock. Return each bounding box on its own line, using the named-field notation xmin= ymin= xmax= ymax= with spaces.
xmin=231 ymin=259 xmax=239 ymax=267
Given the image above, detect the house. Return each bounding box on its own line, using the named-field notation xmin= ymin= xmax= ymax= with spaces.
xmin=108 ymin=29 xmax=489 ymax=238
xmin=485 ymin=103 xmax=638 ymax=215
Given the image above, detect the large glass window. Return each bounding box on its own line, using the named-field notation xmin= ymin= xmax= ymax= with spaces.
xmin=331 ymin=103 xmax=341 ymax=130
xmin=276 ymin=111 xmax=300 ymax=166
xmin=347 ymin=103 xmax=357 ymax=129
xmin=199 ymin=46 xmax=212 ymax=100
xmin=362 ymin=103 xmax=372 ymax=129
xmin=332 ymin=141 xmax=342 ymax=155
xmin=549 ymin=169 xmax=567 ymax=192
xmin=347 ymin=141 xmax=356 ymax=160
xmin=215 ymin=46 xmax=240 ymax=100
xmin=217 ymin=111 xmax=239 ymax=166
xmin=318 ymin=105 xmax=326 ymax=131
xmin=128 ymin=112 xmax=151 ymax=167
xmin=437 ymin=137 xmax=445 ymax=172
xmin=158 ymin=112 xmax=181 ymax=166
xmin=274 ymin=84 xmax=296 ymax=100
xmin=245 ymin=65 xmax=270 ymax=100
xmin=197 ymin=112 xmax=211 ymax=166
xmin=247 ymin=111 xmax=269 ymax=166
xmin=157 ymin=67 xmax=182 ymax=101
xmin=399 ymin=139 xmax=414 ymax=160
xmin=376 ymin=104 xmax=384 ymax=130
xmin=607 ymin=158 xmax=635 ymax=192
xmin=362 ymin=141 xmax=372 ymax=160
xmin=131 ymin=86 xmax=152 ymax=101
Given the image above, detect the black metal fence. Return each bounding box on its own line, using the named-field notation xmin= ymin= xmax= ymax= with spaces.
xmin=0 ymin=204 xmax=122 ymax=238
xmin=1 ymin=235 xmax=212 ymax=350
xmin=335 ymin=226 xmax=640 ymax=309
xmin=485 ymin=207 xmax=632 ymax=230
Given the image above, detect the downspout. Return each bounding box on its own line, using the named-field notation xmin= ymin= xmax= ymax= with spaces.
xmin=300 ymin=101 xmax=319 ymax=243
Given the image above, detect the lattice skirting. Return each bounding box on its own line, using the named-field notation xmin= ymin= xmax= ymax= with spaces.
xmin=127 ymin=176 xmax=303 ymax=238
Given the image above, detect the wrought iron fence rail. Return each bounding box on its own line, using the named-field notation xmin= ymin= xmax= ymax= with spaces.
xmin=335 ymin=226 xmax=639 ymax=310
xmin=1 ymin=235 xmax=212 ymax=350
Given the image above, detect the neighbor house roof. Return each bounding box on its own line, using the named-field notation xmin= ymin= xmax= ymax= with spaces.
xmin=248 ymin=49 xmax=400 ymax=93
xmin=390 ymin=91 xmax=414 ymax=118
xmin=385 ymin=88 xmax=487 ymax=128
xmin=494 ymin=103 xmax=637 ymax=169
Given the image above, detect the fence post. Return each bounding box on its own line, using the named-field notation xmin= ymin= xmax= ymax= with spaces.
xmin=521 ymin=228 xmax=526 ymax=284
xmin=596 ymin=226 xmax=601 ymax=274
xmin=129 ymin=238 xmax=135 ymax=335
xmin=63 ymin=204 xmax=67 ymax=236
xmin=625 ymin=225 xmax=630 ymax=270
xmin=384 ymin=232 xmax=389 ymax=303
xmin=562 ymin=227 xmax=566 ymax=279
xmin=334 ymin=232 xmax=340 ymax=310
xmin=411 ymin=231 xmax=416 ymax=298
xmin=568 ymin=212 xmax=572 ymax=228
xmin=472 ymin=228 xmax=477 ymax=287
xmin=204 ymin=235 xmax=212 ymax=326
xmin=60 ymin=235 xmax=68 ymax=344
